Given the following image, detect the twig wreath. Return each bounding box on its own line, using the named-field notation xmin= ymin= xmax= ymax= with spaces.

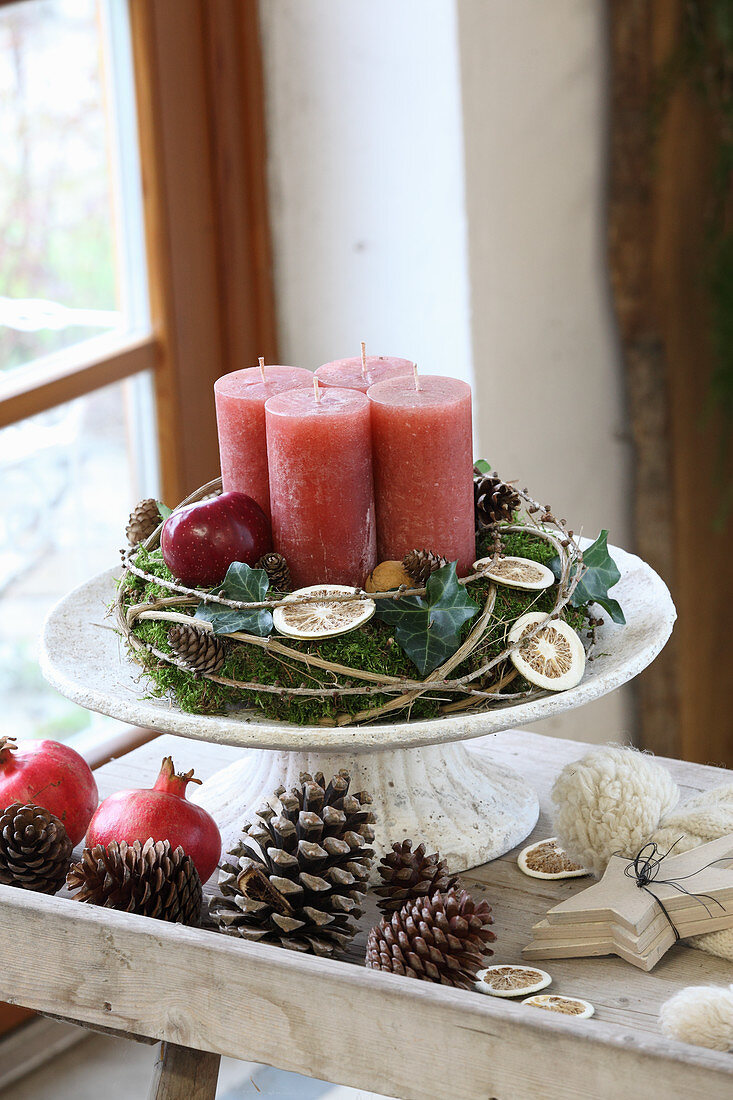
xmin=116 ymin=476 xmax=612 ymax=727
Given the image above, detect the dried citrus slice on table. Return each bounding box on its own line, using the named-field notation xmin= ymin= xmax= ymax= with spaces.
xmin=475 ymin=965 xmax=552 ymax=997
xmin=523 ymin=994 xmax=595 ymax=1018
xmin=473 ymin=555 xmax=555 ymax=591
xmin=508 ymin=611 xmax=585 ymax=691
xmin=272 ymin=585 xmax=375 ymax=639
xmin=518 ymin=837 xmax=589 ymax=880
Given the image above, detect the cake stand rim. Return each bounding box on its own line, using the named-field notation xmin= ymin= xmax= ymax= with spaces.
xmin=40 ymin=540 xmax=676 ymax=754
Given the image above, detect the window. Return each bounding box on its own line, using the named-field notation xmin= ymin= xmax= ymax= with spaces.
xmin=0 ymin=0 xmax=156 ymax=744
xmin=0 ymin=0 xmax=276 ymax=749
xmin=1 ymin=379 xmax=155 ymax=742
xmin=1 ymin=0 xmax=148 ymax=371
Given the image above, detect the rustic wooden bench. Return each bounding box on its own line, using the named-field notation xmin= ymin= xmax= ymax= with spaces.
xmin=1 ymin=730 xmax=731 ymax=1099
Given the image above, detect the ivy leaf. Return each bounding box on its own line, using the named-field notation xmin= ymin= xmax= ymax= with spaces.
xmin=551 ymin=530 xmax=626 ymax=625
xmin=375 ymin=562 xmax=479 ymax=675
xmin=157 ymin=502 xmax=173 ymax=520
xmin=195 ymin=562 xmax=273 ymax=636
xmin=474 ymin=458 xmax=491 ymax=474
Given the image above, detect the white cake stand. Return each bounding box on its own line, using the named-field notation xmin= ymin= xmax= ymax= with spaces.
xmin=40 ymin=541 xmax=675 ymax=874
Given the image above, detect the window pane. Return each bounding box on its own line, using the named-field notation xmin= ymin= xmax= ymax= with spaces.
xmin=0 ymin=0 xmax=148 ymax=375
xmin=1 ymin=375 xmax=157 ymax=742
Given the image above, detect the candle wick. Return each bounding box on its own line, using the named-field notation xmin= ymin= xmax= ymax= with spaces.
xmin=258 ymin=356 xmax=266 ymax=383
xmin=413 ymin=362 xmax=421 ymax=392
xmin=313 ymin=375 xmax=322 ymax=404
xmin=360 ymin=340 xmax=367 ymax=380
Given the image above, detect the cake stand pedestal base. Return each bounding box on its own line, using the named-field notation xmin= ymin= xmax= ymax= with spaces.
xmin=192 ymin=734 xmax=539 ymax=876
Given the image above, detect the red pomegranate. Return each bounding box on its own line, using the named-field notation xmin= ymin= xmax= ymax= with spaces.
xmin=0 ymin=737 xmax=98 ymax=845
xmin=86 ymin=756 xmax=221 ymax=883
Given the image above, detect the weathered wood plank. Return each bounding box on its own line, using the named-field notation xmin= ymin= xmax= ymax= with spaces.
xmin=0 ymin=882 xmax=731 ymax=1100
xmin=2 ymin=731 xmax=731 ymax=1099
xmin=148 ymin=1043 xmax=220 ymax=1100
xmin=42 ymin=1011 xmax=157 ymax=1046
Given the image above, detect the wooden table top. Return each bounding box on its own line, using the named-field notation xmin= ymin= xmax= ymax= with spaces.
xmin=1 ymin=730 xmax=732 ymax=1100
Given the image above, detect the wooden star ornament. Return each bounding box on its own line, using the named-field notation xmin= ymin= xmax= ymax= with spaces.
xmin=523 ymin=833 xmax=733 ymax=971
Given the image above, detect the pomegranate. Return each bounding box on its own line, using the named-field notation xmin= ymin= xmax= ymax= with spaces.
xmin=86 ymin=756 xmax=221 ymax=882
xmin=0 ymin=737 xmax=98 ymax=845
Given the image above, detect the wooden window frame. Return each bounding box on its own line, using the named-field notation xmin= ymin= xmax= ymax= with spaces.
xmin=0 ymin=0 xmax=277 ymax=783
xmin=0 ymin=0 xmax=277 ymax=750
xmin=0 ymin=0 xmax=277 ymax=500
xmin=0 ymin=332 xmax=156 ymax=428
xmin=0 ymin=0 xmax=277 ymax=744
xmin=129 ymin=0 xmax=278 ymax=505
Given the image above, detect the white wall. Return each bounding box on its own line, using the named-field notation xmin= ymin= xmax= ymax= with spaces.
xmin=457 ymin=0 xmax=632 ymax=742
xmin=258 ymin=0 xmax=474 ymax=386
xmin=259 ymin=0 xmax=633 ymax=744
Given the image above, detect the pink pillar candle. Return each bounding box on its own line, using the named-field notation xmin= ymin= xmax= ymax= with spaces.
xmin=315 ymin=355 xmax=414 ymax=395
xmin=367 ymin=375 xmax=475 ymax=574
xmin=214 ymin=365 xmax=313 ymax=520
xmin=265 ymin=386 xmax=377 ymax=587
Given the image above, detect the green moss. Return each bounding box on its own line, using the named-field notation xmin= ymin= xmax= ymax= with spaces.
xmin=122 ymin=530 xmax=590 ymax=725
xmin=133 ymin=613 xmax=441 ymax=725
xmin=128 ymin=546 xmax=180 ymax=596
xmin=477 ymin=527 xmax=559 ymax=567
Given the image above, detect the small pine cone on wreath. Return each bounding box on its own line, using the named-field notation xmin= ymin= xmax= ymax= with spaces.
xmin=366 ymin=887 xmax=496 ymax=988
xmin=473 ymin=470 xmax=521 ymax=528
xmin=255 ymin=551 xmax=292 ymax=592
xmin=213 ymin=770 xmax=375 ymax=956
xmin=168 ymin=622 xmax=226 ymax=676
xmin=0 ymin=802 xmax=73 ymax=894
xmin=67 ymin=839 xmax=203 ymax=925
xmin=402 ymin=548 xmax=449 ymax=587
xmin=374 ymin=839 xmax=459 ymax=915
xmin=126 ymin=498 xmax=162 ymax=546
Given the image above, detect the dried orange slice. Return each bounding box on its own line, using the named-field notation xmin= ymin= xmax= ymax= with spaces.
xmin=508 ymin=611 xmax=585 ymax=691
xmin=523 ymin=994 xmax=594 ymax=1018
xmin=473 ymin=555 xmax=555 ymax=591
xmin=475 ymin=964 xmax=551 ymax=998
xmin=272 ymin=585 xmax=375 ymax=639
xmin=518 ymin=837 xmax=589 ymax=880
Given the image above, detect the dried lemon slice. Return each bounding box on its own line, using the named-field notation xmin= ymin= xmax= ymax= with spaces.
xmin=508 ymin=611 xmax=585 ymax=691
xmin=523 ymin=994 xmax=595 ymax=1018
xmin=518 ymin=837 xmax=589 ymax=880
xmin=272 ymin=584 xmax=375 ymax=639
xmin=475 ymin=965 xmax=552 ymax=998
xmin=473 ymin=555 xmax=555 ymax=591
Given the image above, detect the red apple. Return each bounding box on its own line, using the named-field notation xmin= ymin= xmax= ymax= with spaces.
xmin=161 ymin=491 xmax=271 ymax=587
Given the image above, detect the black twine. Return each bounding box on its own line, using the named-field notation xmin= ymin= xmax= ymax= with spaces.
xmin=623 ymin=838 xmax=731 ymax=941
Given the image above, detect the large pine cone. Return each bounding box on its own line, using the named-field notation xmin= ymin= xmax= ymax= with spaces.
xmin=474 ymin=471 xmax=521 ymax=528
xmin=213 ymin=770 xmax=375 ymax=956
xmin=67 ymin=839 xmax=203 ymax=925
xmin=402 ymin=549 xmax=449 ymax=586
xmin=375 ymin=840 xmax=459 ymax=915
xmin=126 ymin=498 xmax=161 ymax=545
xmin=366 ymin=887 xmax=496 ymax=988
xmin=0 ymin=802 xmax=72 ymax=894
xmin=168 ymin=622 xmax=226 ymax=675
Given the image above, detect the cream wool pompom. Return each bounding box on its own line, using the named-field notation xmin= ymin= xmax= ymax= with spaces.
xmin=551 ymin=745 xmax=679 ymax=877
xmin=653 ymin=785 xmax=733 ymax=854
xmin=551 ymin=744 xmax=733 ymax=961
xmin=660 ymin=985 xmax=733 ymax=1051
